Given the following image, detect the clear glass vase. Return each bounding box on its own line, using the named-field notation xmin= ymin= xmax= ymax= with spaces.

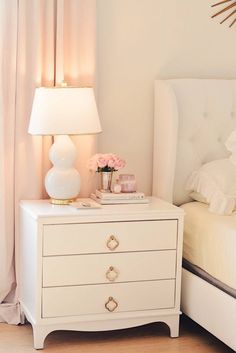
xmin=99 ymin=171 xmax=113 ymax=192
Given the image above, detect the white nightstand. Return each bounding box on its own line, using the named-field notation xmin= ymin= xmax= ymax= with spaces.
xmin=19 ymin=197 xmax=184 ymax=349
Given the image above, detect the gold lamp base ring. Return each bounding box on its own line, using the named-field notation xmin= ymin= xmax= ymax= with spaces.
xmin=50 ymin=198 xmax=75 ymax=205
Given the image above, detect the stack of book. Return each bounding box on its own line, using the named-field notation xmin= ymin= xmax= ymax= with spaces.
xmin=90 ymin=190 xmax=149 ymax=205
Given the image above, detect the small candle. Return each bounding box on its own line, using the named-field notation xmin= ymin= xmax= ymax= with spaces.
xmin=119 ymin=174 xmax=137 ymax=193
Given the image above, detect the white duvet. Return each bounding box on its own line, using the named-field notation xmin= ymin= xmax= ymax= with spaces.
xmin=181 ymin=202 xmax=236 ymax=290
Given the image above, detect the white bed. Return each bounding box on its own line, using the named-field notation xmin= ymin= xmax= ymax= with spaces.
xmin=181 ymin=202 xmax=236 ymax=292
xmin=153 ymin=79 xmax=236 ymax=351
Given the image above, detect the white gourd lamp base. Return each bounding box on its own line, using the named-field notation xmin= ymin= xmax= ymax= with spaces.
xmin=45 ymin=135 xmax=81 ymax=204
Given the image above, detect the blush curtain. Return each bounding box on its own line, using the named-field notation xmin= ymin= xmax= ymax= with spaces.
xmin=0 ymin=0 xmax=97 ymax=324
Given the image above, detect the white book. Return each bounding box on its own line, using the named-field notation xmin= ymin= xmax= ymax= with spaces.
xmin=95 ymin=189 xmax=145 ymax=200
xmin=91 ymin=193 xmax=149 ymax=205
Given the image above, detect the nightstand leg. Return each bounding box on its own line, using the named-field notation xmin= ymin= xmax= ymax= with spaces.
xmin=32 ymin=325 xmax=50 ymax=350
xmin=165 ymin=315 xmax=180 ymax=338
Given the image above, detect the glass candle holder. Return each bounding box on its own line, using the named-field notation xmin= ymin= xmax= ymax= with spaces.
xmin=119 ymin=174 xmax=137 ymax=193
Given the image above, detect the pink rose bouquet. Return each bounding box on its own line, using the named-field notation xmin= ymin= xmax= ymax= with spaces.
xmin=88 ymin=153 xmax=126 ymax=173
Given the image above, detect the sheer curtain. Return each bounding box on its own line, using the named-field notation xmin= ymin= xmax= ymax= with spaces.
xmin=0 ymin=0 xmax=97 ymax=324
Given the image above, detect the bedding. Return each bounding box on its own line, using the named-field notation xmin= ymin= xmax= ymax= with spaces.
xmin=190 ymin=191 xmax=236 ymax=212
xmin=185 ymin=159 xmax=236 ymax=215
xmin=189 ymin=191 xmax=208 ymax=203
xmin=185 ymin=129 xmax=236 ymax=215
xmin=181 ymin=201 xmax=236 ymax=291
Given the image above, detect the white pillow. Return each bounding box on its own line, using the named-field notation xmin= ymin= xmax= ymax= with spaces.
xmin=190 ymin=191 xmax=207 ymax=203
xmin=190 ymin=191 xmax=236 ymax=213
xmin=186 ymin=159 xmax=236 ymax=215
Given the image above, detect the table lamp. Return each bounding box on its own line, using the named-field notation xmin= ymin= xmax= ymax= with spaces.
xmin=28 ymin=87 xmax=102 ymax=204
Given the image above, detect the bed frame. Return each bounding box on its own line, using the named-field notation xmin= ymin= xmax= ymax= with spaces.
xmin=153 ymin=79 xmax=236 ymax=351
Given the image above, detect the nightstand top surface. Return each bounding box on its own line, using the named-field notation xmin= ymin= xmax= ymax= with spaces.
xmin=20 ymin=197 xmax=184 ymax=222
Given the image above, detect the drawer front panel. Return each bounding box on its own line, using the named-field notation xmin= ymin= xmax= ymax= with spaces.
xmin=43 ymin=220 xmax=177 ymax=256
xmin=43 ymin=250 xmax=176 ymax=287
xmin=42 ymin=279 xmax=175 ymax=318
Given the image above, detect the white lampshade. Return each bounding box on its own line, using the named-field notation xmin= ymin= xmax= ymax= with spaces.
xmin=28 ymin=86 xmax=102 ymax=204
xmin=28 ymin=87 xmax=102 ymax=135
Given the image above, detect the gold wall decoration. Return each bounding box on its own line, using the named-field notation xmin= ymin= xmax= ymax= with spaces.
xmin=211 ymin=0 xmax=236 ymax=27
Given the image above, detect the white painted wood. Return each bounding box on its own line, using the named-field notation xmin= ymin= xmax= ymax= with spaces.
xmin=22 ymin=299 xmax=180 ymax=325
xmin=43 ymin=220 xmax=177 ymax=256
xmin=21 ymin=296 xmax=181 ymax=349
xmin=166 ymin=314 xmax=180 ymax=338
xmin=181 ymin=268 xmax=236 ymax=352
xmin=174 ymin=215 xmax=184 ymax=314
xmin=32 ymin=324 xmax=52 ymax=350
xmin=30 ymin=314 xmax=180 ymax=349
xmin=42 ymin=280 xmax=175 ymax=318
xmin=43 ymin=250 xmax=177 ymax=287
xmin=20 ymin=197 xmax=184 ymax=222
xmin=19 ymin=211 xmax=42 ymax=321
xmin=19 ymin=197 xmax=184 ymax=349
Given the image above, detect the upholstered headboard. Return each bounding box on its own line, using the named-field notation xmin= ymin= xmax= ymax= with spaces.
xmin=152 ymin=79 xmax=236 ymax=205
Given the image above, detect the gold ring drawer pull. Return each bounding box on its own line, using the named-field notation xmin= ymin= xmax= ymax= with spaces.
xmin=106 ymin=235 xmax=119 ymax=251
xmin=106 ymin=266 xmax=119 ymax=282
xmin=105 ymin=296 xmax=118 ymax=312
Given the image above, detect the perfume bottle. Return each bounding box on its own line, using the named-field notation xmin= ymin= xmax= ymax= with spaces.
xmin=113 ymin=178 xmax=122 ymax=193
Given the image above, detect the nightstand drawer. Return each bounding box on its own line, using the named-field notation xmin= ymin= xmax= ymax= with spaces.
xmin=42 ymin=279 xmax=175 ymax=318
xmin=43 ymin=250 xmax=176 ymax=287
xmin=43 ymin=220 xmax=177 ymax=256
